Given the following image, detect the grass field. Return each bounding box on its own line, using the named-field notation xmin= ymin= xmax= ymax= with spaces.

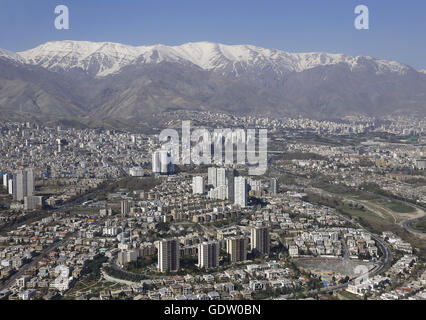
xmin=353 ymin=194 xmax=379 ymax=201
xmin=318 ymin=184 xmax=418 ymax=224
xmin=337 ymin=290 xmax=362 ymax=300
xmin=337 ymin=204 xmax=394 ymax=228
xmin=385 ymin=202 xmax=416 ymax=214
xmin=412 ymin=217 xmax=426 ymax=233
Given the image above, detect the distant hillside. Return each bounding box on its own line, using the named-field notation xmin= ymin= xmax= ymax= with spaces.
xmin=0 ymin=41 xmax=425 ymax=125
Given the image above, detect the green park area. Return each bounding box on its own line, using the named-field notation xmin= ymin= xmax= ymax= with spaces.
xmin=412 ymin=217 xmax=426 ymax=233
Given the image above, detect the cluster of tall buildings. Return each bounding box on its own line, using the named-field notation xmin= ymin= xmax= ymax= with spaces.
xmin=152 ymin=150 xmax=174 ymax=175
xmin=157 ymin=226 xmax=270 ymax=273
xmin=2 ymin=168 xmax=35 ymax=202
xmin=206 ymin=167 xmax=248 ymax=206
xmin=208 ymin=167 xmax=228 ymax=188
xmin=1 ymin=168 xmax=41 ymax=210
xmin=191 ymin=168 xmax=279 ymax=206
xmin=157 ymin=239 xmax=221 ymax=273
xmin=207 ymin=167 xmax=229 ymax=200
xmin=226 ymin=226 xmax=270 ymax=262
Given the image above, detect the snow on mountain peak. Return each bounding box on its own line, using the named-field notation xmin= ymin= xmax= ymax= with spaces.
xmin=15 ymin=40 xmax=411 ymax=77
xmin=18 ymin=40 xmax=143 ymax=76
xmin=0 ymin=48 xmax=25 ymax=64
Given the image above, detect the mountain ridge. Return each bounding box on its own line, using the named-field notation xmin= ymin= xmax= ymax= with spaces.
xmin=15 ymin=40 xmax=413 ymax=78
xmin=0 ymin=40 xmax=425 ymax=124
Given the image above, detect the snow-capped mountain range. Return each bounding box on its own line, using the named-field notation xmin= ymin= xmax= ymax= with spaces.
xmin=0 ymin=40 xmax=413 ymax=77
xmin=0 ymin=48 xmax=25 ymax=64
xmin=0 ymin=40 xmax=425 ymax=124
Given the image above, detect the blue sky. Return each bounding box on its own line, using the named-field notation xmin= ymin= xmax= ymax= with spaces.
xmin=0 ymin=0 xmax=425 ymax=69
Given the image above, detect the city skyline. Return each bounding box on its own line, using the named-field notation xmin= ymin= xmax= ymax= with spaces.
xmin=0 ymin=0 xmax=424 ymax=305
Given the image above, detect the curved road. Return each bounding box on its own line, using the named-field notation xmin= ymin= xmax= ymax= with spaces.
xmin=359 ymin=190 xmax=426 ymax=237
xmin=269 ymin=163 xmax=394 ymax=296
xmin=400 ymin=203 xmax=426 ymax=237
xmin=269 ymin=154 xmax=426 ymax=237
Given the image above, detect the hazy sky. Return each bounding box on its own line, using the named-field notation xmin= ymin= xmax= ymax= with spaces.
xmin=0 ymin=0 xmax=425 ymax=69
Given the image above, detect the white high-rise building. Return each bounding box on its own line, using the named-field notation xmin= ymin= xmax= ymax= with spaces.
xmin=27 ymin=169 xmax=34 ymax=196
xmin=270 ymin=178 xmax=279 ymax=195
xmin=13 ymin=171 xmax=24 ymax=201
xmin=160 ymin=150 xmax=169 ymax=174
xmin=152 ymin=151 xmax=161 ymax=174
xmin=217 ymin=185 xmax=228 ymax=200
xmin=2 ymin=173 xmax=8 ymax=188
xmin=192 ymin=176 xmax=205 ymax=194
xmin=208 ymin=167 xmax=217 ymax=187
xmin=198 ymin=241 xmax=220 ymax=269
xmin=56 ymin=139 xmax=62 ymax=153
xmin=208 ymin=167 xmax=231 ymax=200
xmin=8 ymin=179 xmax=13 ymax=195
xmin=208 ymin=167 xmax=227 ymax=188
xmin=152 ymin=150 xmax=174 ymax=175
xmin=13 ymin=168 xmax=34 ymax=201
xmin=208 ymin=185 xmax=228 ymax=200
xmin=216 ymin=168 xmax=227 ymax=187
xmin=234 ymin=176 xmax=248 ymax=207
